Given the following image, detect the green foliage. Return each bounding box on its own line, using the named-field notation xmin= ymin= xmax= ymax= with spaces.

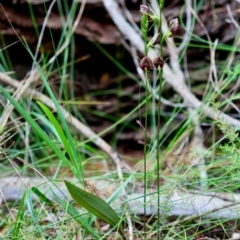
xmin=215 ymin=116 xmax=240 ymax=162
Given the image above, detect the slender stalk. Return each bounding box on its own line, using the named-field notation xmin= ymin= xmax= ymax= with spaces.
xmin=157 ymin=0 xmax=165 ymax=239
xmin=140 ymin=7 xmax=150 ymax=238
xmin=143 ymin=70 xmax=149 ymax=238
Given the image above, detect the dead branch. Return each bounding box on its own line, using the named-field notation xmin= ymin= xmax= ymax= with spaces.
xmin=102 ymin=0 xmax=240 ymax=129
xmin=2 ymin=176 xmax=240 ymax=220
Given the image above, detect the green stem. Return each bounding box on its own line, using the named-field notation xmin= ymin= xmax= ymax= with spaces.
xmin=157 ymin=0 xmax=165 ymax=239
xmin=144 ymin=70 xmax=150 ymax=238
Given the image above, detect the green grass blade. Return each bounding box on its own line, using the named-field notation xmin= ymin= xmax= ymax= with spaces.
xmin=12 ymin=191 xmax=27 ymax=237
xmin=25 ymin=189 xmax=37 ymax=226
xmin=37 ymin=101 xmax=75 ymax=162
xmin=31 ymin=187 xmax=54 ymax=206
xmin=106 ymin=175 xmax=132 ymax=205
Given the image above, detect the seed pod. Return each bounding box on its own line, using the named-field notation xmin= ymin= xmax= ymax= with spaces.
xmin=153 ymin=56 xmax=164 ymax=69
xmin=139 ymin=57 xmax=153 ymax=72
xmin=169 ymin=18 xmax=179 ymax=37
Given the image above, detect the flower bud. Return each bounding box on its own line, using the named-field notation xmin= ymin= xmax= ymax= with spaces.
xmin=169 ymin=18 xmax=179 ymax=37
xmin=140 ymin=5 xmax=150 ymax=15
xmin=139 ymin=57 xmax=153 ymax=72
xmin=153 ymin=56 xmax=164 ymax=69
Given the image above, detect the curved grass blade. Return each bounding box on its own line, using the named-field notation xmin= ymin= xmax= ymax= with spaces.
xmin=37 ymin=102 xmax=74 ymax=161
xmin=31 ymin=187 xmax=54 ymax=206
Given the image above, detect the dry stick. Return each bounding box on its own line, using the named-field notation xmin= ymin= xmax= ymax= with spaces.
xmin=226 ymin=3 xmax=240 ymax=29
xmin=0 ymin=5 xmax=39 ymax=129
xmin=188 ymin=108 xmax=208 ymax=188
xmin=0 ymin=72 xmax=133 ymax=236
xmin=102 ymin=0 xmax=145 ymax=55
xmin=177 ymin=0 xmax=192 ymax=52
xmin=102 ymin=0 xmax=239 ymax=236
xmin=26 ymin=0 xmax=86 ymax=164
xmin=0 ymin=72 xmax=132 ymax=173
xmin=27 ymin=0 xmax=57 ymax=166
xmin=167 ymin=1 xmax=240 ymax=122
xmin=0 ymin=72 xmax=133 ymax=240
xmin=3 ymin=176 xmax=240 ymax=221
xmin=32 ymin=0 xmax=57 ymax=70
xmin=156 ymin=201 xmax=240 ymax=238
xmin=0 ymin=0 xmax=130 ymax=234
xmin=191 ymin=8 xmax=240 ymax=115
xmin=220 ymin=5 xmax=240 ymax=96
xmin=211 ymin=40 xmax=240 ymax=114
xmin=0 ymin=73 xmax=133 ymax=234
xmin=0 ymin=71 xmax=38 ymax=128
xmin=189 ymin=7 xmax=218 ymax=101
xmin=119 ymin=0 xmax=141 ymax=35
xmin=102 ymin=0 xmax=240 ymax=129
xmin=2 ymin=0 xmax=121 ymax=167
xmin=155 ymin=0 xmax=231 ymax=187
xmin=48 ymin=0 xmax=86 ymax=65
xmin=0 ymin=0 xmax=56 ymax=128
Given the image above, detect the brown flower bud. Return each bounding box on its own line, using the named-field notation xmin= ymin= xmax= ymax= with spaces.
xmin=140 ymin=5 xmax=150 ymax=15
xmin=153 ymin=56 xmax=164 ymax=69
xmin=139 ymin=57 xmax=153 ymax=72
xmin=169 ymin=18 xmax=179 ymax=37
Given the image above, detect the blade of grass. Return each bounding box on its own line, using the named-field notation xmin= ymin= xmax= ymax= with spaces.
xmin=38 ymin=101 xmax=77 ymax=167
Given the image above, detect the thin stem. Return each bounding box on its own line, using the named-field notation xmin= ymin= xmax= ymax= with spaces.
xmin=144 ymin=70 xmax=149 ymax=238
xmin=157 ymin=0 xmax=165 ymax=239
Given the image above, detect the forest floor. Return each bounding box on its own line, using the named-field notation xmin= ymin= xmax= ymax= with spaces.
xmin=0 ymin=0 xmax=240 ymax=239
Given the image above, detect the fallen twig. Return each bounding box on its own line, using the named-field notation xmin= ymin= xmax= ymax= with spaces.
xmin=2 ymin=176 xmax=240 ymax=220
xmin=0 ymin=72 xmax=131 ymax=173
xmin=102 ymin=0 xmax=240 ymax=128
